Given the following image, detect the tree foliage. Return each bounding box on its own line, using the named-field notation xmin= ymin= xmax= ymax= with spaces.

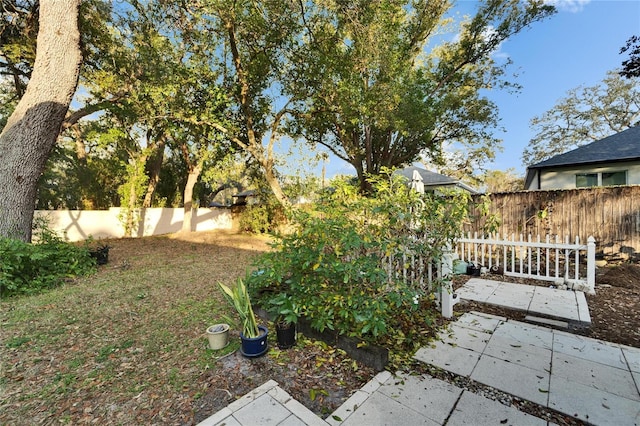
xmin=478 ymin=168 xmax=524 ymax=193
xmin=248 ymin=171 xmax=471 ymax=346
xmin=620 ymin=35 xmax=640 ymax=79
xmin=287 ymin=0 xmax=554 ymax=191
xmin=523 ymin=70 xmax=640 ymax=166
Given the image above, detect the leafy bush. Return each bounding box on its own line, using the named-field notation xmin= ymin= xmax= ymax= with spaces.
xmin=0 ymin=221 xmax=96 ymax=297
xmin=248 ymin=170 xmax=471 ymax=349
xmin=238 ymin=199 xmax=287 ymax=234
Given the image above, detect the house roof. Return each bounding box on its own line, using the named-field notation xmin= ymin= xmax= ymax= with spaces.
xmin=232 ymin=189 xmax=256 ymax=198
xmin=524 ymin=125 xmax=640 ymax=189
xmin=395 ymin=166 xmax=478 ymax=193
xmin=528 ymin=125 xmax=640 ymax=170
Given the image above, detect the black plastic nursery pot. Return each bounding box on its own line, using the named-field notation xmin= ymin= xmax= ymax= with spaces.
xmin=466 ymin=264 xmax=481 ymax=276
xmin=89 ymin=245 xmax=110 ymax=265
xmin=240 ymin=325 xmax=269 ymax=357
xmin=276 ymin=322 xmax=296 ymax=349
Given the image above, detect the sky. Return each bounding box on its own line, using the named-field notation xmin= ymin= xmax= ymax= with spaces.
xmin=313 ymin=0 xmax=640 ymax=179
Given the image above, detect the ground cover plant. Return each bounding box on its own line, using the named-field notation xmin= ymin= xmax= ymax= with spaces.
xmin=0 ymin=219 xmax=95 ymax=297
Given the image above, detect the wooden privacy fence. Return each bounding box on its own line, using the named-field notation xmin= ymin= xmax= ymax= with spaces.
xmin=455 ymin=233 xmax=596 ymax=294
xmin=465 ymin=186 xmax=640 ymax=259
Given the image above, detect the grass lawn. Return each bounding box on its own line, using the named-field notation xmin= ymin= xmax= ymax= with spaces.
xmin=1 ymin=230 xmax=273 ymax=424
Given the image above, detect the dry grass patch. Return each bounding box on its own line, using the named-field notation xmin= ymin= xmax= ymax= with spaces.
xmin=1 ymin=230 xmax=272 ymax=424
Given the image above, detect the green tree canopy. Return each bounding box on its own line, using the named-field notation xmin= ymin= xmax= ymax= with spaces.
xmin=522 ymin=70 xmax=640 ymax=166
xmin=620 ymin=35 xmax=640 ymax=79
xmin=286 ymin=0 xmax=554 ymax=191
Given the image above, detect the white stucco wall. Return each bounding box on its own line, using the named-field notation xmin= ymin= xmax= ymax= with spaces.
xmin=538 ymin=161 xmax=640 ymax=190
xmin=34 ymin=207 xmax=233 ymax=242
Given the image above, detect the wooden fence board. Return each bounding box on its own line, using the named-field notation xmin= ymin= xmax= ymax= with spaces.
xmin=465 ymin=186 xmax=640 ymax=259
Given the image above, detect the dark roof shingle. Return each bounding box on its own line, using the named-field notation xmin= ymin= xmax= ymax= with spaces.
xmin=528 ymin=125 xmax=640 ymax=170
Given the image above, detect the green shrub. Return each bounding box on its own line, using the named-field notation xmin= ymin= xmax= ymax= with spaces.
xmin=248 ymin=170 xmax=471 ymax=349
xmin=0 ymin=222 xmax=96 ymax=297
xmin=238 ymin=200 xmax=286 ymax=234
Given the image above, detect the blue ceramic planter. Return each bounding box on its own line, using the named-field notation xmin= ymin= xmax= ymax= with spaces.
xmin=240 ymin=325 xmax=268 ymax=357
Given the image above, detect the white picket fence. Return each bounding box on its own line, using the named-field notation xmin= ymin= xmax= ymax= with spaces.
xmin=369 ymin=232 xmax=596 ymax=319
xmin=455 ymin=233 xmax=596 ymax=294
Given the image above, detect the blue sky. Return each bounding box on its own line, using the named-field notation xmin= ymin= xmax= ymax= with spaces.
xmin=314 ymin=0 xmax=640 ymax=179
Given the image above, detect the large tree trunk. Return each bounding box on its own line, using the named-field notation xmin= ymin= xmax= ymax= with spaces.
xmin=0 ymin=0 xmax=82 ymax=242
xmin=142 ymin=136 xmax=166 ymax=208
xmin=182 ymin=163 xmax=202 ymax=233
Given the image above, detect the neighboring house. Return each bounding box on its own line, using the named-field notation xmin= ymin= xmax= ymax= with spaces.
xmin=525 ymin=126 xmax=640 ymax=190
xmin=231 ymin=189 xmax=257 ymax=206
xmin=396 ymin=166 xmax=478 ymax=194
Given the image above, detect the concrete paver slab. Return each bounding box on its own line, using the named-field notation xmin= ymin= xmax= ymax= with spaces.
xmin=279 ymin=415 xmax=310 ymax=426
xmin=552 ymin=352 xmax=640 ymax=400
xmin=491 ymin=321 xmax=554 ymax=350
xmin=455 ymin=311 xmax=505 ymax=333
xmin=622 ymin=346 xmax=640 ymax=373
xmin=210 ymin=416 xmax=241 ymax=426
xmin=377 ymin=373 xmax=462 ymax=424
xmin=553 ymin=331 xmax=628 ymax=369
xmin=483 ymin=336 xmax=552 ymax=372
xmin=455 ymin=278 xmax=501 ymax=302
xmin=446 ymin=391 xmax=547 ymax=426
xmin=438 ymin=323 xmax=493 ymax=352
xmin=233 ymin=393 xmax=292 ymax=425
xmin=575 ymin=291 xmax=591 ymax=323
xmin=549 ymin=374 xmax=640 ymax=426
xmin=197 ymin=381 xmax=329 ymax=426
xmin=327 ymin=372 xmax=392 ymax=426
xmin=414 ymin=341 xmax=481 ymax=377
xmin=471 ymin=355 xmax=550 ymax=406
xmin=485 ymin=283 xmax=534 ymax=310
xmin=529 ymin=287 xmax=580 ymax=321
xmin=524 ymin=315 xmax=569 ymax=329
xmin=456 ymin=279 xmax=590 ymax=326
xmin=338 ymin=391 xmax=440 ymax=426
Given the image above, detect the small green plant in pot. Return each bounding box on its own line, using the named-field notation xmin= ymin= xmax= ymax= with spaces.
xmin=218 ymin=279 xmax=268 ymax=357
xmin=268 ymin=293 xmax=299 ymax=349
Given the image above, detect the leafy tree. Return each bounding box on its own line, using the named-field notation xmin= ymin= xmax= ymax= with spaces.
xmin=620 ymin=35 xmax=640 ymax=79
xmin=0 ymin=0 xmax=38 ymax=101
xmin=479 ymin=168 xmax=524 ymax=193
xmin=522 ymin=70 xmax=640 ymax=166
xmin=288 ymin=0 xmax=554 ymax=192
xmin=0 ymin=0 xmax=82 ymax=241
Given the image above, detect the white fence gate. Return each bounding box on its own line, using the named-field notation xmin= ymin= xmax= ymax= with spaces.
xmin=381 ymin=233 xmax=596 ymax=319
xmin=455 ymin=233 xmax=596 ymax=295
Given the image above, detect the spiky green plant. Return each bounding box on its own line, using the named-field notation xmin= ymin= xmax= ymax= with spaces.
xmin=218 ymin=279 xmax=260 ymax=338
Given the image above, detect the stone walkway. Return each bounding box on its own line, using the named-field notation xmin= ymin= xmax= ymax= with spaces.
xmin=455 ymin=278 xmax=591 ymax=327
xmin=197 ymin=281 xmax=640 ymax=426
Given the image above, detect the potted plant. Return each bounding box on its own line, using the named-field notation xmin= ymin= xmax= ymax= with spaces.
xmin=205 ymin=323 xmax=230 ymax=350
xmin=268 ymin=293 xmax=299 ymax=349
xmin=218 ymin=279 xmax=268 ymax=357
